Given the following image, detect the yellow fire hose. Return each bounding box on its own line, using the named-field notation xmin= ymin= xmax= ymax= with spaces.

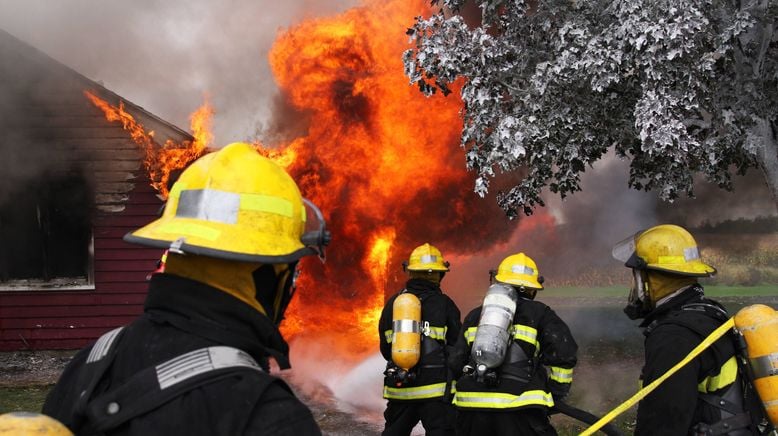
xmin=579 ymin=317 xmax=735 ymax=436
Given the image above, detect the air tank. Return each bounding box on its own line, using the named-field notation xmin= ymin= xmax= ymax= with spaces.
xmin=734 ymin=304 xmax=778 ymax=427
xmin=471 ymin=283 xmax=518 ymax=372
xmin=391 ymin=293 xmax=422 ymax=370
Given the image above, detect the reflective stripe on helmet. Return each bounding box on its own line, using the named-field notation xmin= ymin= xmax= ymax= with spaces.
xmin=697 ymin=356 xmax=738 ymax=394
xmin=383 ymin=382 xmax=451 ymax=400
xmin=175 ymin=189 xmax=302 ymax=224
xmin=511 ymin=264 xmax=535 ymax=275
xmin=419 ymin=254 xmax=438 ymax=264
xmin=157 ymin=222 xmax=221 ymax=241
xmin=548 ymin=366 xmax=573 ymax=384
xmin=453 ymin=389 xmax=554 ymax=409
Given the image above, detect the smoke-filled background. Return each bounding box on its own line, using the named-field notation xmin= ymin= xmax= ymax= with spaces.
xmin=2 ymin=0 xmax=777 ymax=429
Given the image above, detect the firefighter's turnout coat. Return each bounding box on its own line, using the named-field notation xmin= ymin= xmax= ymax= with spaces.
xmin=379 ymin=278 xmax=462 ymax=401
xmin=42 ymin=274 xmax=321 ymax=436
xmin=636 ymin=285 xmax=755 ymax=436
xmin=452 ymin=295 xmax=578 ymax=411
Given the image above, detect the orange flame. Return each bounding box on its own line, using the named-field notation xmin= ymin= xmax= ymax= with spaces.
xmin=266 ymin=0 xmax=531 ymax=359
xmin=84 ymin=90 xmax=213 ymax=197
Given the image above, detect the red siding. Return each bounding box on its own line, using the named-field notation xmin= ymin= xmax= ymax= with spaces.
xmin=0 ymin=180 xmax=162 ymax=351
xmin=0 ymin=29 xmax=192 ymax=351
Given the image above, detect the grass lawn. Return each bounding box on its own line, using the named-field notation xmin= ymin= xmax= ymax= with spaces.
xmin=0 ymin=385 xmax=51 ymax=414
xmin=543 ymin=284 xmax=778 ymax=298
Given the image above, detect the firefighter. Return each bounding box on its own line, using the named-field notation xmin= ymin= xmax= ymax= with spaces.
xmin=452 ymin=253 xmax=577 ymax=436
xmin=42 ymin=142 xmax=330 ymax=435
xmin=612 ymin=224 xmax=757 ymax=435
xmin=378 ymin=243 xmax=462 ymax=436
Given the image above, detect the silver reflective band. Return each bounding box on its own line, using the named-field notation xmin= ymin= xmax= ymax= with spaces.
xmin=156 ymin=346 xmax=262 ymax=390
xmin=684 ymin=246 xmax=700 ymax=261
xmin=87 ymin=327 xmax=125 ymax=363
xmin=176 ymin=189 xmax=240 ymax=224
xmin=750 ymin=353 xmax=778 ymax=379
xmin=383 ymin=382 xmax=448 ymax=399
xmin=393 ymin=319 xmax=420 ymax=334
xmin=511 ymin=264 xmax=535 ymax=275
xmin=420 ymin=254 xmax=438 ymax=264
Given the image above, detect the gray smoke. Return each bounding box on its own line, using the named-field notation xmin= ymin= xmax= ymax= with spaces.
xmin=0 ymin=0 xmax=358 ymax=145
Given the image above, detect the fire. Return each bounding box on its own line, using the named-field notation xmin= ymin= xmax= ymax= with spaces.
xmin=266 ymin=0 xmax=542 ymax=359
xmin=84 ymin=0 xmax=556 ymax=365
xmin=359 ymin=229 xmax=397 ymax=329
xmin=84 ymin=91 xmax=213 ymax=198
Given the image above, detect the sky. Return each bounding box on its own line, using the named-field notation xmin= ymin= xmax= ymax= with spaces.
xmin=0 ymin=0 xmax=358 ymax=143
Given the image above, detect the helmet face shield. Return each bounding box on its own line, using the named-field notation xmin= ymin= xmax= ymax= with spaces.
xmin=612 ymin=230 xmax=643 ymax=264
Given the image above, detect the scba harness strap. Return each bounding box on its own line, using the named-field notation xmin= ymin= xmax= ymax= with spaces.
xmin=74 ymin=327 xmax=276 ymax=435
xmin=665 ymin=303 xmax=762 ymax=436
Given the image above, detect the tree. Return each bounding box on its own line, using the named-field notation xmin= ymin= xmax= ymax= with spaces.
xmin=404 ymin=0 xmax=778 ymax=217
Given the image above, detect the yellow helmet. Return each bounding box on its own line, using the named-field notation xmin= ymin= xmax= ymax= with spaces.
xmin=404 ymin=243 xmax=450 ymax=272
xmin=494 ymin=252 xmax=544 ymax=290
xmin=614 ymin=224 xmax=715 ymax=277
xmin=0 ymin=412 xmax=73 ymax=435
xmin=125 ymin=142 xmax=329 ymax=262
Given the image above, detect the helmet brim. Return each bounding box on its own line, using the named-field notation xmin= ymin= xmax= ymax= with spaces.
xmin=124 ymin=217 xmax=314 ymax=264
xmin=646 ymin=262 xmax=717 ymax=277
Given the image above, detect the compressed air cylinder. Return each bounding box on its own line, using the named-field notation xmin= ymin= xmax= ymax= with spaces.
xmin=734 ymin=304 xmax=778 ymax=427
xmin=391 ymin=293 xmax=422 ymax=370
xmin=471 ymin=283 xmax=518 ymax=370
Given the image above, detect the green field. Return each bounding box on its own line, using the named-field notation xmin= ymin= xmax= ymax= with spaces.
xmin=0 ymin=386 xmax=51 ymax=414
xmin=543 ymin=284 xmax=778 ymax=298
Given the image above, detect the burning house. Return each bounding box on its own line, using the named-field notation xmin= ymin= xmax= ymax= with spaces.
xmin=0 ymin=28 xmax=196 ymax=350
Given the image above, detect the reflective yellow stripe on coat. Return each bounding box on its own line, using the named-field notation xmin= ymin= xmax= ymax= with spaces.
xmin=511 ymin=325 xmax=539 ymax=350
xmin=383 ymin=382 xmax=453 ymax=400
xmin=464 ymin=324 xmax=539 ymax=350
xmin=454 ymin=389 xmax=554 ymax=409
xmin=426 ymin=326 xmax=447 ymax=341
xmin=548 ymin=366 xmax=573 ymax=384
xmin=698 ymin=356 xmax=738 ymax=393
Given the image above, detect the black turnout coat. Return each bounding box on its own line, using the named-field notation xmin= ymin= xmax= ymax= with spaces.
xmin=635 ymin=286 xmax=741 ymax=436
xmin=378 ymin=278 xmax=461 ymax=400
xmin=42 ymin=274 xmax=320 ymax=436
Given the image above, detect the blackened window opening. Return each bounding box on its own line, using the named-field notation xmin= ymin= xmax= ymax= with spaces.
xmin=0 ymin=171 xmax=93 ymax=284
